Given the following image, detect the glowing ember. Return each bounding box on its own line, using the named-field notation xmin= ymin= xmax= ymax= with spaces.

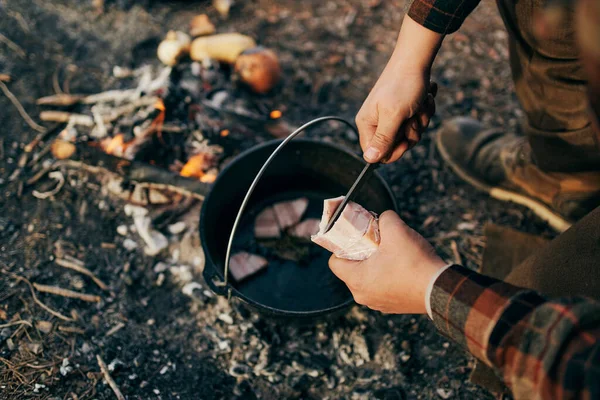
xmin=220 ymin=129 xmax=230 ymax=137
xmin=200 ymin=172 xmax=217 ymax=183
xmin=270 ymin=110 xmax=282 ymax=119
xmin=180 ymin=154 xmax=208 ymax=179
xmin=101 ymin=134 xmax=135 ymax=157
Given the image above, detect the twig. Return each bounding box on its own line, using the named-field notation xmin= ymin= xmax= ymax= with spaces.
xmin=24 ymin=122 xmax=64 ymax=153
xmin=450 ymin=240 xmax=462 ymax=265
xmin=55 ymin=258 xmax=109 ymax=291
xmin=0 ymin=320 xmax=33 ymax=329
xmin=32 ymin=283 xmax=101 ymax=303
xmin=32 ymin=171 xmax=65 ymax=199
xmin=96 ymin=355 xmax=125 ymax=400
xmin=105 ymin=322 xmax=125 ymax=337
xmin=0 ymin=81 xmax=46 ymax=133
xmin=0 ymin=73 xmax=10 ymax=82
xmin=0 ymin=33 xmax=26 ymax=58
xmin=11 ymin=274 xmax=72 ymax=321
xmin=39 ymin=111 xmax=95 ymax=127
xmin=58 ymin=326 xmax=85 ymax=334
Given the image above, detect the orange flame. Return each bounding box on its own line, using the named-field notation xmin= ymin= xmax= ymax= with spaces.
xmin=270 ymin=110 xmax=282 ymax=119
xmin=101 ymin=134 xmax=134 ymax=156
xmin=220 ymin=129 xmax=230 ymax=137
xmin=180 ymin=154 xmax=207 ymax=179
xmin=200 ymin=172 xmax=217 ymax=183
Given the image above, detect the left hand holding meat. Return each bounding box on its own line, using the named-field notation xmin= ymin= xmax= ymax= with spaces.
xmin=328 ymin=211 xmax=447 ymax=314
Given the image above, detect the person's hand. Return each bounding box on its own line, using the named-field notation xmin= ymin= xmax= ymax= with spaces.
xmin=329 ymin=211 xmax=447 ymax=314
xmin=356 ymin=69 xmax=437 ymax=163
xmin=355 ymin=14 xmax=444 ymax=164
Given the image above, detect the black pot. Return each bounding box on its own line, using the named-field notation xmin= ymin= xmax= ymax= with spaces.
xmin=200 ymin=138 xmax=397 ymax=318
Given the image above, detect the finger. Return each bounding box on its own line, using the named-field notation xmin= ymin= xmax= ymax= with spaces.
xmin=426 ymin=93 xmax=436 ymax=116
xmin=386 ymin=140 xmax=410 ymax=163
xmin=378 ymin=210 xmax=408 ymax=247
xmin=329 ymin=254 xmax=363 ymax=285
xmin=364 ymin=107 xmax=408 ymax=163
xmin=429 ymin=81 xmax=438 ymax=98
xmin=355 ymin=113 xmax=376 ymax=153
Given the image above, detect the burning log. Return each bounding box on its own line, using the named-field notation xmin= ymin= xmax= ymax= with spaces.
xmin=234 ymin=47 xmax=282 ymax=94
xmin=190 ymin=33 xmax=256 ymax=64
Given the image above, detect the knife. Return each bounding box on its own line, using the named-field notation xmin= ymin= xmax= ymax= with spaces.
xmin=323 ymin=162 xmax=377 ymax=233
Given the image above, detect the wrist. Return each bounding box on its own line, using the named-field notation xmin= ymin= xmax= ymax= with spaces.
xmin=390 ymin=14 xmax=443 ymax=76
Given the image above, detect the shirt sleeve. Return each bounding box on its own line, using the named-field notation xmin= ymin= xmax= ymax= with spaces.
xmin=429 ymin=265 xmax=600 ymax=399
xmin=407 ymin=0 xmax=482 ymax=34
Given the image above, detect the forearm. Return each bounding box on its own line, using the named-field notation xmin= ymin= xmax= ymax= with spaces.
xmin=430 ymin=265 xmax=600 ymax=399
xmin=387 ymin=15 xmax=444 ymax=76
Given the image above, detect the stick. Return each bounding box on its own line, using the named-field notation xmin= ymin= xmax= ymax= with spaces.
xmin=58 ymin=326 xmax=86 ymax=334
xmin=12 ymin=275 xmax=72 ymax=321
xmin=24 ymin=122 xmax=64 ymax=153
xmin=55 ymin=258 xmax=109 ymax=291
xmin=0 ymin=320 xmax=33 ymax=329
xmin=0 ymin=81 xmax=46 ymax=132
xmin=39 ymin=111 xmax=95 ymax=127
xmin=0 ymin=73 xmax=10 ymax=82
xmin=33 ymin=283 xmax=101 ymax=303
xmin=96 ymin=355 xmax=125 ymax=400
xmin=450 ymin=240 xmax=462 ymax=265
xmin=105 ymin=322 xmax=125 ymax=337
xmin=0 ymin=33 xmax=26 ymax=58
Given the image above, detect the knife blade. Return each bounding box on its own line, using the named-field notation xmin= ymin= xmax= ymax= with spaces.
xmin=323 ymin=162 xmax=377 ymax=233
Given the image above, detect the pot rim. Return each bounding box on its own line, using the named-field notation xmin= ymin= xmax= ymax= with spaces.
xmin=200 ymin=137 xmax=398 ymax=317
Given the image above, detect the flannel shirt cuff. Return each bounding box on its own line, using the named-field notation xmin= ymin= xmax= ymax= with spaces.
xmin=407 ymin=0 xmax=481 ymax=34
xmin=429 ymin=265 xmax=527 ymax=364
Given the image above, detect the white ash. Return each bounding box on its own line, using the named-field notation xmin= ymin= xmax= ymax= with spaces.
xmin=154 ymin=262 xmax=169 ymax=273
xmin=218 ymin=313 xmax=234 ymax=325
xmin=168 ymin=221 xmax=187 ymax=235
xmin=60 ymin=358 xmax=73 ymax=376
xmin=122 ymin=238 xmax=138 ymax=251
xmin=116 ymin=225 xmax=128 ymax=236
xmin=124 ymin=204 xmax=148 ymax=217
xmin=156 ymin=273 xmax=165 ymax=286
xmin=182 ymin=282 xmax=203 ymax=297
xmin=133 ymin=214 xmax=168 ymax=256
xmin=169 ymin=265 xmax=193 ymax=283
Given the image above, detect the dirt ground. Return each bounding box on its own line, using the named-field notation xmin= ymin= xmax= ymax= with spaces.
xmin=0 ymin=0 xmax=557 ymax=399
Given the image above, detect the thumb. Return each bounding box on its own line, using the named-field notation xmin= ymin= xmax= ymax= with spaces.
xmin=378 ymin=210 xmax=409 ymax=247
xmin=364 ymin=110 xmax=408 ymax=163
xmin=329 ymin=254 xmax=363 ymax=285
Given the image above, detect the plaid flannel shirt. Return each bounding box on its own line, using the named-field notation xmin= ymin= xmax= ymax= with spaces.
xmin=430 ymin=265 xmax=600 ymax=399
xmin=408 ymin=0 xmax=481 ymax=34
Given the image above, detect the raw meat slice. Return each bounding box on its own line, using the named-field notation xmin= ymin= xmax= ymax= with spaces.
xmin=287 ymin=218 xmax=321 ymax=239
xmin=229 ymin=251 xmax=268 ymax=281
xmin=254 ymin=207 xmax=280 ymax=238
xmin=311 ymin=196 xmax=380 ymax=261
xmin=272 ymin=197 xmax=309 ymax=229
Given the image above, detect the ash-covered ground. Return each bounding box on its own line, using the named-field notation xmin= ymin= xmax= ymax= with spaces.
xmin=0 ymin=1 xmax=556 ymax=399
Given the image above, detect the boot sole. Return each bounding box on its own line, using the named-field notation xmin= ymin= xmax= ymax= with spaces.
xmin=435 ymin=132 xmax=572 ymax=232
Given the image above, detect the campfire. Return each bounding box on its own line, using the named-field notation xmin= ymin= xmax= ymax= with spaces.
xmin=32 ymin=13 xmax=288 ymax=210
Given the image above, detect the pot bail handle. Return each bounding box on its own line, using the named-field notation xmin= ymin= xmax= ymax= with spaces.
xmin=216 ymin=116 xmax=360 ymax=292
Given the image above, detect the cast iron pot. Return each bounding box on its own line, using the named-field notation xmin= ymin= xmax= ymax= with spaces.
xmin=200 ymin=138 xmax=397 ymax=318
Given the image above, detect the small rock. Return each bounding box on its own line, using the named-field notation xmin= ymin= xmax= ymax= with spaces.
xmin=156 ymin=273 xmax=165 ymax=286
xmin=60 ymin=358 xmax=73 ymax=376
xmin=436 ymin=388 xmax=454 ymax=399
xmin=147 ymin=319 xmax=155 ymax=326
xmin=457 ymin=222 xmax=477 ymax=231
xmin=154 ymin=262 xmax=169 ymax=273
xmin=169 ymin=265 xmax=193 ymax=283
xmin=117 ymin=225 xmax=128 ymax=236
xmin=33 ymin=383 xmax=46 ymax=393
xmin=182 ymin=282 xmax=203 ymax=297
xmin=6 ymin=338 xmax=15 ymax=351
xmin=400 ymin=353 xmax=411 ymax=363
xmin=218 ymin=313 xmax=234 ymax=325
xmin=36 ymin=320 xmax=53 ymax=334
xmin=124 ymin=204 xmax=148 ymax=217
xmin=27 ymin=342 xmax=43 ymax=354
xmin=160 ymin=365 xmax=169 ymax=375
xmin=123 ymin=238 xmax=138 ymax=251
xmin=168 ymin=221 xmax=187 ymax=235
xmin=81 ymin=342 xmax=92 ymax=353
